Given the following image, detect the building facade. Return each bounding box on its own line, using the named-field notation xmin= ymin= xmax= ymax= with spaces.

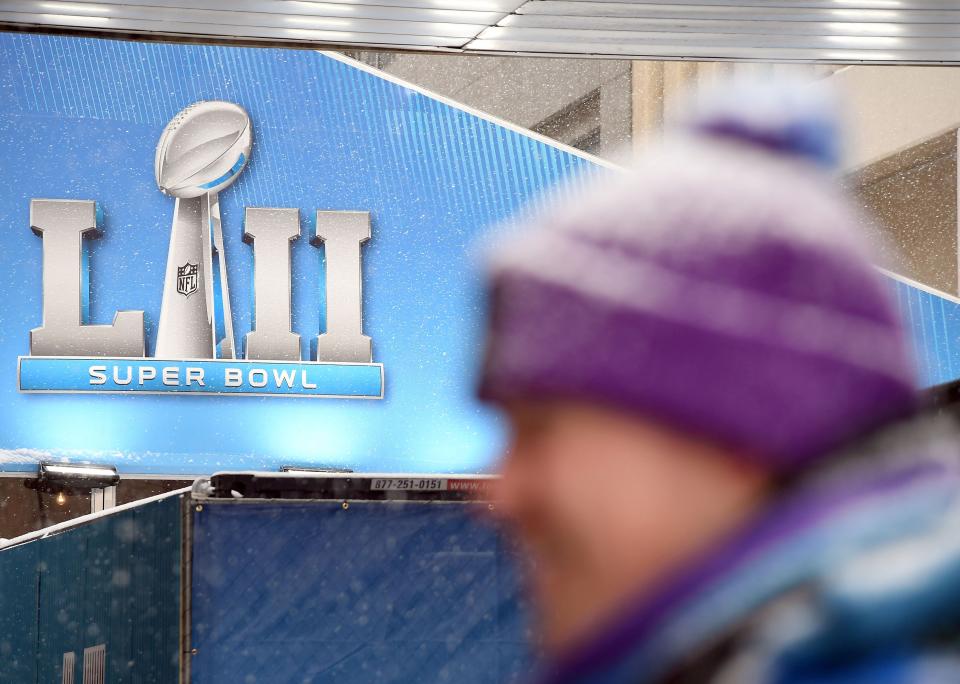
xmin=350 ymin=53 xmax=960 ymax=298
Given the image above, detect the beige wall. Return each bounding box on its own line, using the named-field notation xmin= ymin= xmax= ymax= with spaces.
xmin=831 ymin=66 xmax=960 ymax=171
xmin=847 ymin=133 xmax=958 ymax=294
xmin=834 ymin=67 xmax=960 ymax=294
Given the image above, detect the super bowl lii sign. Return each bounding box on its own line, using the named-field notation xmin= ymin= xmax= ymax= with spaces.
xmin=19 ymin=101 xmax=382 ymax=398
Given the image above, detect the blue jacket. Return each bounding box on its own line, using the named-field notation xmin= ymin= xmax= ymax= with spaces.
xmin=540 ymin=414 xmax=960 ymax=684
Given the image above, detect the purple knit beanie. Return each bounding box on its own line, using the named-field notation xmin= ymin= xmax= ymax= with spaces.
xmin=479 ymin=82 xmax=918 ymax=472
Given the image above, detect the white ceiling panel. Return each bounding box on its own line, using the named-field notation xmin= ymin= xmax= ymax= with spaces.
xmin=1 ymin=0 xmax=958 ymax=63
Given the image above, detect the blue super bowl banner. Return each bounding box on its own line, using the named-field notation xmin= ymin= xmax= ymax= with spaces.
xmin=0 ymin=33 xmax=956 ymax=475
xmin=0 ymin=33 xmax=592 ymax=474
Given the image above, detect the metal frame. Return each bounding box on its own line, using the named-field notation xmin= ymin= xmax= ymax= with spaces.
xmin=199 ymin=471 xmax=499 ymax=503
xmin=179 ymin=493 xmax=194 ymax=684
xmin=3 ymin=0 xmax=960 ymax=64
xmin=89 ymin=485 xmax=116 ymax=513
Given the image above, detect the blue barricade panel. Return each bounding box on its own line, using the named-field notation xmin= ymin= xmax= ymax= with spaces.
xmin=0 ymin=493 xmax=182 ymax=683
xmin=190 ymin=501 xmax=532 ymax=683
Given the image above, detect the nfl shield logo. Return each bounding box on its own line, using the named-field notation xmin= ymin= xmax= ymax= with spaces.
xmin=177 ymin=262 xmax=199 ymax=297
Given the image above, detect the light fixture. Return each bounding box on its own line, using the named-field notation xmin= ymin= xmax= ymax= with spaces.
xmin=280 ymin=465 xmax=354 ymax=473
xmin=37 ymin=462 xmax=120 ymax=490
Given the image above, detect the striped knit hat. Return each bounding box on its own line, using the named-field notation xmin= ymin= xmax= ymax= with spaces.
xmin=479 ymin=82 xmax=918 ymax=471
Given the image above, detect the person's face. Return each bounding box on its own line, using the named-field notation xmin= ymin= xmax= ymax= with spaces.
xmin=493 ymin=400 xmax=768 ymax=654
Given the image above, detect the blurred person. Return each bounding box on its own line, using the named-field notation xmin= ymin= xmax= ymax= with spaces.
xmin=479 ymin=82 xmax=960 ymax=683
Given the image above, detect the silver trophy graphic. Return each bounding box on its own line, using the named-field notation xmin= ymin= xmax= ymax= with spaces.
xmin=154 ymin=101 xmax=252 ymax=359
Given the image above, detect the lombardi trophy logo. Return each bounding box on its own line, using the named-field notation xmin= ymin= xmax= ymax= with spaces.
xmin=22 ymin=100 xmax=382 ymax=398
xmin=154 ymin=101 xmax=251 ymax=359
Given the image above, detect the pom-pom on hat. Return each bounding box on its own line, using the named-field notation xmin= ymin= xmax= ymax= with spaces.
xmin=478 ymin=79 xmax=917 ymax=471
xmin=683 ymin=77 xmax=842 ymax=170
